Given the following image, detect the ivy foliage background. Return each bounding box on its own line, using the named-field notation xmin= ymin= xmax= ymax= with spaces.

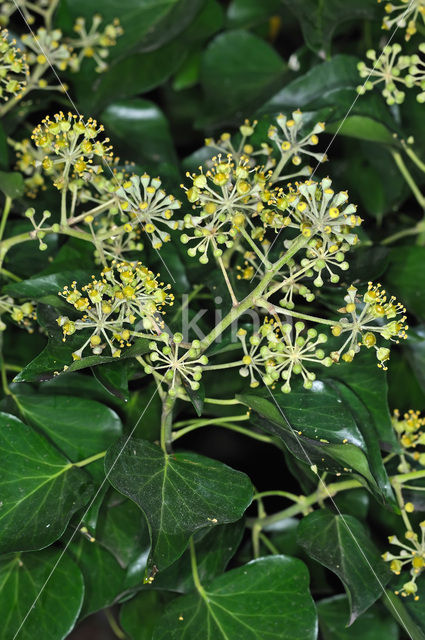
xmin=1 ymin=0 xmax=425 ymax=639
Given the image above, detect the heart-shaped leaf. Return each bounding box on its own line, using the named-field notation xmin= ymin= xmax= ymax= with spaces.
xmin=153 ymin=555 xmax=317 ymax=639
xmin=297 ymin=510 xmax=390 ymax=624
xmin=105 ymin=438 xmax=253 ymax=571
xmin=0 ymin=412 xmax=93 ymax=554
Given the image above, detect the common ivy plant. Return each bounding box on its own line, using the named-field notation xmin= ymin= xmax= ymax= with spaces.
xmin=1 ymin=1 xmax=425 ymax=639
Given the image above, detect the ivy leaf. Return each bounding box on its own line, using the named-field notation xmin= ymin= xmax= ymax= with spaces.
xmin=318 ymin=595 xmax=399 ymax=640
xmin=69 ymin=538 xmax=127 ymax=619
xmin=0 ymin=412 xmax=93 ymax=554
xmin=121 ymin=591 xmax=176 ymax=640
xmin=105 ymin=438 xmax=253 ymax=571
xmin=282 ymin=0 xmax=378 ymax=54
xmin=238 ymin=382 xmax=385 ymax=499
xmin=385 ymin=247 xmax=425 ymax=321
xmin=153 ymin=520 xmax=245 ymax=592
xmin=326 ymin=115 xmax=395 ymax=145
xmin=96 ymin=494 xmax=150 ymax=568
xmin=0 ymin=170 xmax=25 ymax=199
xmin=4 ymin=269 xmax=93 ymax=308
xmin=200 ymin=30 xmax=285 ymax=124
xmin=15 ymin=394 xmax=122 ymax=482
xmin=0 ymin=549 xmax=84 ymax=640
xmin=297 ymin=510 xmax=391 ymax=624
xmin=92 ymin=360 xmax=130 ymax=402
xmin=153 ymin=555 xmax=317 ymax=639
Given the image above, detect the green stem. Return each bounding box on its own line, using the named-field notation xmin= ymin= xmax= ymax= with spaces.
xmin=202 ymin=360 xmax=244 ymax=371
xmin=392 ymin=151 xmax=425 ymax=210
xmin=199 ymin=234 xmax=308 ymax=352
xmin=216 ymin=250 xmax=238 ymax=306
xmin=257 ymin=298 xmax=336 ymax=326
xmin=204 ymin=397 xmax=242 ymax=405
xmin=239 ymin=227 xmax=271 ymax=267
xmin=172 ymin=417 xmax=274 ymax=444
xmin=259 ymin=532 xmax=280 ymax=555
xmin=0 ymin=357 xmax=11 ymax=396
xmin=0 ymin=196 xmax=12 ymax=243
xmin=271 ymin=151 xmax=291 ymax=183
xmin=247 ymin=479 xmax=361 ymax=529
xmin=392 ymin=469 xmax=425 ymax=484
xmin=68 ymin=197 xmax=116 ymax=225
xmin=381 ymin=224 xmax=424 ymax=246
xmin=0 ymin=268 xmax=21 ymax=282
xmin=404 ymin=146 xmax=425 ymax=175
xmin=160 ymin=393 xmax=176 ymax=454
xmin=73 ymin=450 xmax=106 ymax=467
xmin=189 ymin=536 xmax=205 ymax=595
xmin=105 ymin=609 xmax=126 ymax=640
xmin=253 ymin=490 xmax=300 ymax=503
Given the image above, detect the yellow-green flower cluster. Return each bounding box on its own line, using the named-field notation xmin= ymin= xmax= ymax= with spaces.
xmin=115 ymin=174 xmax=182 ymax=250
xmin=181 ymin=155 xmax=265 ymax=262
xmin=0 ymin=29 xmax=28 ymax=102
xmin=383 ymin=523 xmax=425 ymax=599
xmin=331 ymin=282 xmax=408 ymax=368
xmin=0 ymin=296 xmax=36 ymax=332
xmin=0 ymin=0 xmax=52 ymax=27
xmin=31 ymin=112 xmax=113 ymax=189
xmin=392 ymin=409 xmax=425 ymax=471
xmin=268 ymin=110 xmax=327 ymax=169
xmin=56 ymin=261 xmax=173 ymax=360
xmin=357 ymin=45 xmax=425 ymax=104
xmin=69 ymin=15 xmax=123 ymax=73
xmin=144 ymin=334 xmax=208 ymax=395
xmin=204 ymin=120 xmax=273 ymax=167
xmin=379 ymin=0 xmax=425 ymax=40
xmin=21 ymin=28 xmax=75 ymax=74
xmin=237 ymin=322 xmax=332 ymax=393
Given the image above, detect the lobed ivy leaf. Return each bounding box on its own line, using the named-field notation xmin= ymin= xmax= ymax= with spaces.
xmin=105 ymin=437 xmax=253 ymax=571
xmin=297 ymin=510 xmax=391 ymax=624
xmin=15 ymin=393 xmax=122 ymax=482
xmin=0 ymin=549 xmax=84 ymax=640
xmin=153 ymin=555 xmax=318 ymax=640
xmin=238 ymin=381 xmax=387 ymax=500
xmin=0 ymin=412 xmax=93 ymax=554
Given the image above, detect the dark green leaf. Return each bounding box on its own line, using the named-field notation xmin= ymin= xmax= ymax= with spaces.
xmin=105 ymin=437 xmax=253 ymax=571
xmin=200 ymin=30 xmax=285 ymax=122
xmin=0 ymin=170 xmax=24 ymax=199
xmin=153 ymin=555 xmax=317 ymax=639
xmin=384 ymin=589 xmax=425 ymax=640
xmin=318 ymin=595 xmax=399 ymax=640
xmin=227 ymin=0 xmax=282 ymax=29
xmin=0 ymin=412 xmax=93 ymax=554
xmin=385 ymin=247 xmax=425 ymax=320
xmin=0 ymin=549 xmax=84 ymax=640
xmin=15 ymin=394 xmax=122 ymax=481
xmin=4 ymin=269 xmax=92 ymax=308
xmin=93 ymin=360 xmax=129 ymax=402
xmin=96 ymin=495 xmax=150 ymax=568
xmin=282 ymin=0 xmax=378 ymax=53
xmin=69 ymin=538 xmax=127 ymax=618
xmin=238 ymin=382 xmax=385 ymax=497
xmin=101 ymin=99 xmax=178 ymax=173
xmin=326 ymin=115 xmax=395 ymax=145
xmin=153 ymin=520 xmax=244 ymax=592
xmin=121 ymin=591 xmax=175 ymax=640
xmin=297 ymin=510 xmax=390 ymax=624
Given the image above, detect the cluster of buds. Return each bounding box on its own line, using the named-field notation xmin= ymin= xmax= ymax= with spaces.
xmin=0 ymin=30 xmax=28 ymax=102
xmin=383 ymin=522 xmax=425 ymax=599
xmin=379 ymin=0 xmax=425 ymax=41
xmin=0 ymin=296 xmax=36 ymax=332
xmin=115 ymin=174 xmax=182 ymax=250
xmin=13 ymin=138 xmax=48 ymax=197
xmin=144 ymin=335 xmax=208 ymax=395
xmin=267 ymin=110 xmax=327 ymax=171
xmin=331 ymin=283 xmax=408 ymax=368
xmin=0 ymin=0 xmax=54 ymax=27
xmin=31 ymin=112 xmax=113 ymax=189
xmin=357 ymin=45 xmax=425 ymax=105
xmin=236 ymin=322 xmax=332 ymax=393
xmin=56 ymin=261 xmax=173 ymax=360
xmin=392 ymin=409 xmax=425 ymax=471
xmin=68 ymin=15 xmax=123 ymax=73
xmin=21 ymin=28 xmax=75 ymax=74
xmin=181 ymin=156 xmax=264 ymax=263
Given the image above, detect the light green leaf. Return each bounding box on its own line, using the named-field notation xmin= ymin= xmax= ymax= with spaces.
xmin=105 ymin=438 xmax=253 ymax=571
xmin=0 ymin=412 xmax=93 ymax=554
xmin=297 ymin=510 xmax=390 ymax=624
xmin=0 ymin=549 xmax=84 ymax=640
xmin=153 ymin=555 xmax=317 ymax=639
